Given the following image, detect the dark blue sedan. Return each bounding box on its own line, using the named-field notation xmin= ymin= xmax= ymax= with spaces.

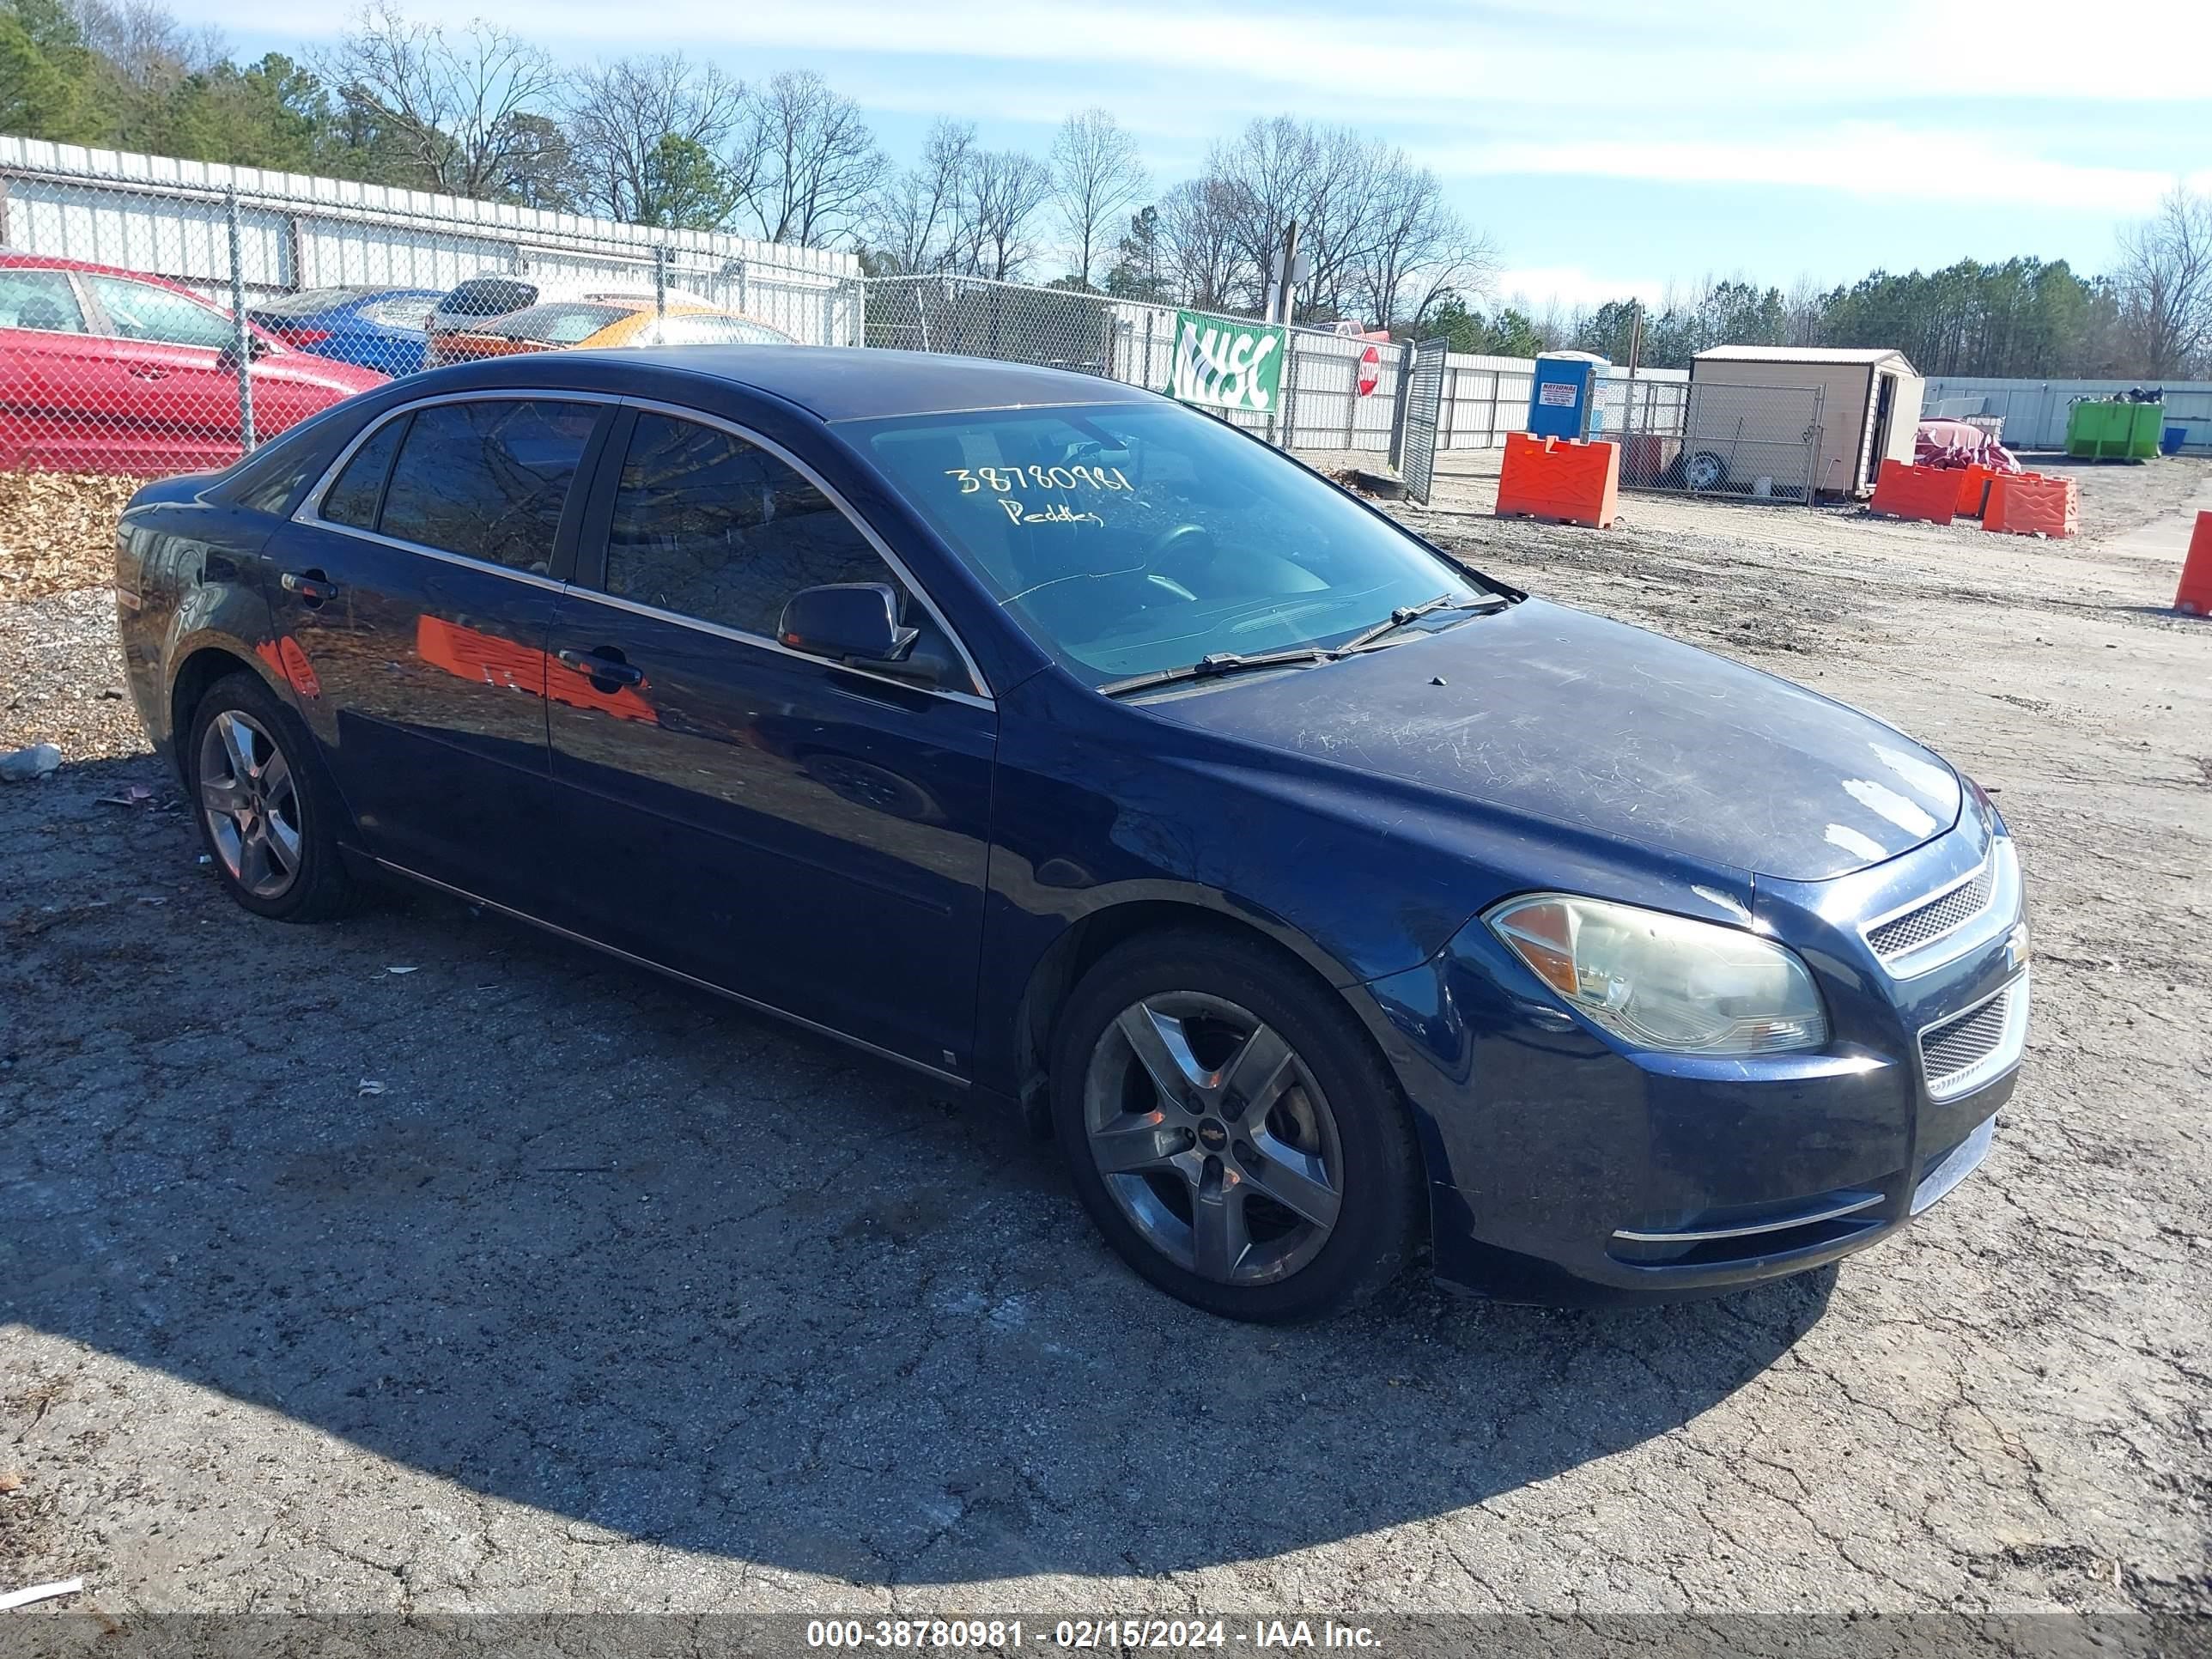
xmin=246 ymin=285 xmax=442 ymax=378
xmin=113 ymin=349 xmax=2030 ymax=1322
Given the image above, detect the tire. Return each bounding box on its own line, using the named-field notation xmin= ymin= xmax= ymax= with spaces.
xmin=1686 ymin=450 xmax=1729 ymax=492
xmin=185 ymin=670 xmax=367 ymax=923
xmin=1049 ymin=927 xmax=1423 ymax=1322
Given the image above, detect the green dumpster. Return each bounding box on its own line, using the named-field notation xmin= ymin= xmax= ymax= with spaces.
xmin=2066 ymin=399 xmax=2164 ymax=460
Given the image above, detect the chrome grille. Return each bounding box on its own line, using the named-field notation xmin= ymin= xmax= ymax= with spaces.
xmin=1869 ymin=860 xmax=1996 ymax=959
xmin=1918 ymin=975 xmax=2027 ymax=1099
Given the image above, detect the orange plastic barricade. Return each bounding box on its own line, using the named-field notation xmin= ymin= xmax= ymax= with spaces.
xmin=1984 ymin=472 xmax=2080 ymax=539
xmin=1868 ymin=460 xmax=1957 ymax=526
xmin=1496 ymin=432 xmax=1620 ymax=529
xmin=1953 ymin=464 xmax=1995 ymax=518
xmin=2176 ymin=511 xmax=2212 ymax=617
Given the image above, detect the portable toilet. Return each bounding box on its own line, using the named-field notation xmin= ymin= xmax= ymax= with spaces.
xmin=1528 ymin=351 xmax=1609 ymax=441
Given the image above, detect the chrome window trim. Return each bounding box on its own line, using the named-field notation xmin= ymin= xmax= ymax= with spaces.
xmin=1916 ymin=969 xmax=2030 ymax=1103
xmin=1861 ymin=836 xmax=2018 ymax=979
xmin=556 ymin=583 xmax=994 ymax=712
xmin=289 ymin=386 xmax=994 ymax=703
xmin=292 ymin=386 xmax=623 ymax=527
xmin=616 ymin=395 xmax=994 ymax=701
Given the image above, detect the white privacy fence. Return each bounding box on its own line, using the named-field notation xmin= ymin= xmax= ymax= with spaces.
xmin=1923 ymin=376 xmax=2212 ymax=454
xmin=859 ymin=272 xmax=1413 ymax=457
xmin=0 ymin=137 xmax=862 ymax=344
xmin=1437 ymin=355 xmax=1691 ymax=451
xmin=0 ymin=136 xmax=863 ymax=476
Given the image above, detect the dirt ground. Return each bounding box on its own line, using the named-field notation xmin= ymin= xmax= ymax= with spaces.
xmin=2 ymin=451 xmax=2209 ymax=1626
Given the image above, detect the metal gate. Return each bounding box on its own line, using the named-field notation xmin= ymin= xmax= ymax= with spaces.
xmin=1392 ymin=337 xmax=1449 ymax=504
xmin=1616 ymin=380 xmax=1825 ymax=506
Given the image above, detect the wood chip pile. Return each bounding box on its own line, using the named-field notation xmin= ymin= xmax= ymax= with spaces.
xmin=0 ymin=472 xmax=140 ymax=602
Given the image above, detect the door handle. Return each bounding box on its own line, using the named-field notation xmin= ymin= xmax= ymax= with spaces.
xmin=556 ymin=647 xmax=644 ymax=688
xmin=128 ymin=367 xmax=167 ymax=380
xmin=280 ymin=569 xmax=337 ymax=606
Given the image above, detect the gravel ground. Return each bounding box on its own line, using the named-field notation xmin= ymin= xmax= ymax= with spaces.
xmin=2 ymin=453 xmax=2209 ymax=1626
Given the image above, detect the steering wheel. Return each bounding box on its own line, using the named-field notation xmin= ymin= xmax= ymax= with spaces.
xmin=1144 ymin=522 xmax=1216 ymax=600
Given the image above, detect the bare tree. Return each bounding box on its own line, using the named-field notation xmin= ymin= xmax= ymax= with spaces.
xmin=734 ymin=70 xmax=882 ymax=249
xmin=2113 ymin=186 xmax=2212 ymax=377
xmin=1784 ymin=274 xmax=1826 ymax=346
xmin=318 ymin=3 xmax=561 ymax=199
xmin=863 ymin=118 xmax=975 ymax=275
xmin=1156 ymin=176 xmax=1246 ymax=311
xmin=951 ymin=148 xmax=1052 ymax=280
xmin=70 ymin=0 xmax=224 ymax=92
xmin=563 ymin=52 xmax=746 ymax=226
xmin=1352 ymin=146 xmax=1495 ymax=329
xmin=1048 ymin=108 xmax=1147 ymax=289
xmin=1202 ymin=116 xmax=1375 ymax=316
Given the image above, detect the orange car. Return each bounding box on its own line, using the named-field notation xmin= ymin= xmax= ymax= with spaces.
xmin=428 ymin=300 xmax=794 ymax=368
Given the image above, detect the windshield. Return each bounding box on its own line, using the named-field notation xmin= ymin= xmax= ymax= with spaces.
xmin=852 ymin=402 xmax=1483 ymax=685
xmin=477 ymin=301 xmax=634 ymax=344
xmin=252 ymin=286 xmax=383 ymax=317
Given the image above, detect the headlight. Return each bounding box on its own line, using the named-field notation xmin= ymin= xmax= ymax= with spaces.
xmin=1486 ymin=893 xmax=1828 ymax=1055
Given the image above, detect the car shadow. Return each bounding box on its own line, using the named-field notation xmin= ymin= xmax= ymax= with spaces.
xmin=3 ymin=754 xmax=1835 ymax=1585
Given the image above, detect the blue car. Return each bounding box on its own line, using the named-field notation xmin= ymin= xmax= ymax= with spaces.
xmin=113 ymin=350 xmax=2030 ymax=1322
xmin=245 ymin=285 xmax=441 ymax=378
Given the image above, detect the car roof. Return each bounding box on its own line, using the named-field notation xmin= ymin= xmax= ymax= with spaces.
xmin=577 ymin=346 xmax=1157 ymax=422
xmin=0 ymin=248 xmax=204 ymax=298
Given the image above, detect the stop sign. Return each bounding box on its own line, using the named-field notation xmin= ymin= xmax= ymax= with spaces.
xmin=1357 ymin=343 xmax=1382 ymax=398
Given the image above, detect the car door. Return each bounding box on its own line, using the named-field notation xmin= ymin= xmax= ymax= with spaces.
xmin=543 ymin=404 xmax=997 ymax=1076
xmin=276 ymin=392 xmax=611 ymax=911
xmin=77 ymin=272 xmax=259 ymax=470
xmin=0 ymin=267 xmax=118 ymax=471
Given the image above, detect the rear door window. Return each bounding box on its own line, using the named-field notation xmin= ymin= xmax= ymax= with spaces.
xmin=379 ymin=399 xmax=598 ymax=573
xmin=0 ymin=270 xmax=88 ymax=333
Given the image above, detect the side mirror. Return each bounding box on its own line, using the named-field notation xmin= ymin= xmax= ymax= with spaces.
xmin=218 ymin=336 xmax=274 ymax=371
xmin=778 ymin=583 xmax=918 ymax=666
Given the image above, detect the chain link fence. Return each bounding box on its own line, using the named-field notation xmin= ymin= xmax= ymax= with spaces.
xmin=861 ymin=272 xmax=1412 ymax=460
xmin=1614 ymin=380 xmax=1826 ymax=504
xmin=0 ymin=136 xmax=860 ymax=478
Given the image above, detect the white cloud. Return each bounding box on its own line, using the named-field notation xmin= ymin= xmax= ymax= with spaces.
xmin=206 ymin=0 xmax=2212 ymax=106
xmin=1495 ymin=266 xmax=1662 ymax=312
xmin=1428 ymin=125 xmax=2199 ymax=212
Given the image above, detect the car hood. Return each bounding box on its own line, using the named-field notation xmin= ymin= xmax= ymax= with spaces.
xmin=1137 ymin=599 xmax=1960 ymax=882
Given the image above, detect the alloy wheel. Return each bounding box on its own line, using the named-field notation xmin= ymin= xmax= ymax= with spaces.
xmin=1081 ymin=991 xmax=1345 ymax=1285
xmin=198 ymin=708 xmax=304 ymax=900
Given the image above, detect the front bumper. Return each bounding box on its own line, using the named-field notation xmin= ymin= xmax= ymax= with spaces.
xmin=1362 ymin=816 xmax=2027 ymax=1305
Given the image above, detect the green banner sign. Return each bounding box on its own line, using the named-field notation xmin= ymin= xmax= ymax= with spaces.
xmin=1169 ymin=310 xmax=1285 ymax=413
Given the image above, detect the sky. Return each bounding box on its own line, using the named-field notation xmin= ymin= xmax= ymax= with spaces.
xmin=188 ymin=0 xmax=2212 ymax=313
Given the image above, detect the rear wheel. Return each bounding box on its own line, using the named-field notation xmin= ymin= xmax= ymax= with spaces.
xmin=186 ymin=671 xmax=365 ymax=922
xmin=1050 ymin=930 xmax=1422 ymax=1322
xmin=1686 ymin=450 xmax=1729 ymax=491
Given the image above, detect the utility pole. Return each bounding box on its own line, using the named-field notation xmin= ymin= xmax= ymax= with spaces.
xmin=1267 ymin=219 xmax=1301 ymax=326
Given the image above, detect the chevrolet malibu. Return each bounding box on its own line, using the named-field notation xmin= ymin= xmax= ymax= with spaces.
xmin=115 ymin=349 xmax=2030 ymax=1322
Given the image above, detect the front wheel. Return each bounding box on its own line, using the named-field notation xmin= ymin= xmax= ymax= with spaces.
xmin=1050 ymin=930 xmax=1423 ymax=1322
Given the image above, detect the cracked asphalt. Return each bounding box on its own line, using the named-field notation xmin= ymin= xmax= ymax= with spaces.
xmin=1 ymin=454 xmax=2208 ymax=1622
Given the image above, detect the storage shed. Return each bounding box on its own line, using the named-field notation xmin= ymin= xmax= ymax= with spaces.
xmin=1691 ymin=345 xmax=1923 ymax=498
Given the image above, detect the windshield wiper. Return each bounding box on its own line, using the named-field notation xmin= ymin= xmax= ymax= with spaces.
xmin=1097 ymin=647 xmax=1336 ymax=699
xmin=1335 ymin=592 xmax=1506 ymax=654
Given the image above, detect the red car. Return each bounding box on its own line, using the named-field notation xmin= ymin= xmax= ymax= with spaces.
xmin=0 ymin=252 xmax=387 ymax=476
